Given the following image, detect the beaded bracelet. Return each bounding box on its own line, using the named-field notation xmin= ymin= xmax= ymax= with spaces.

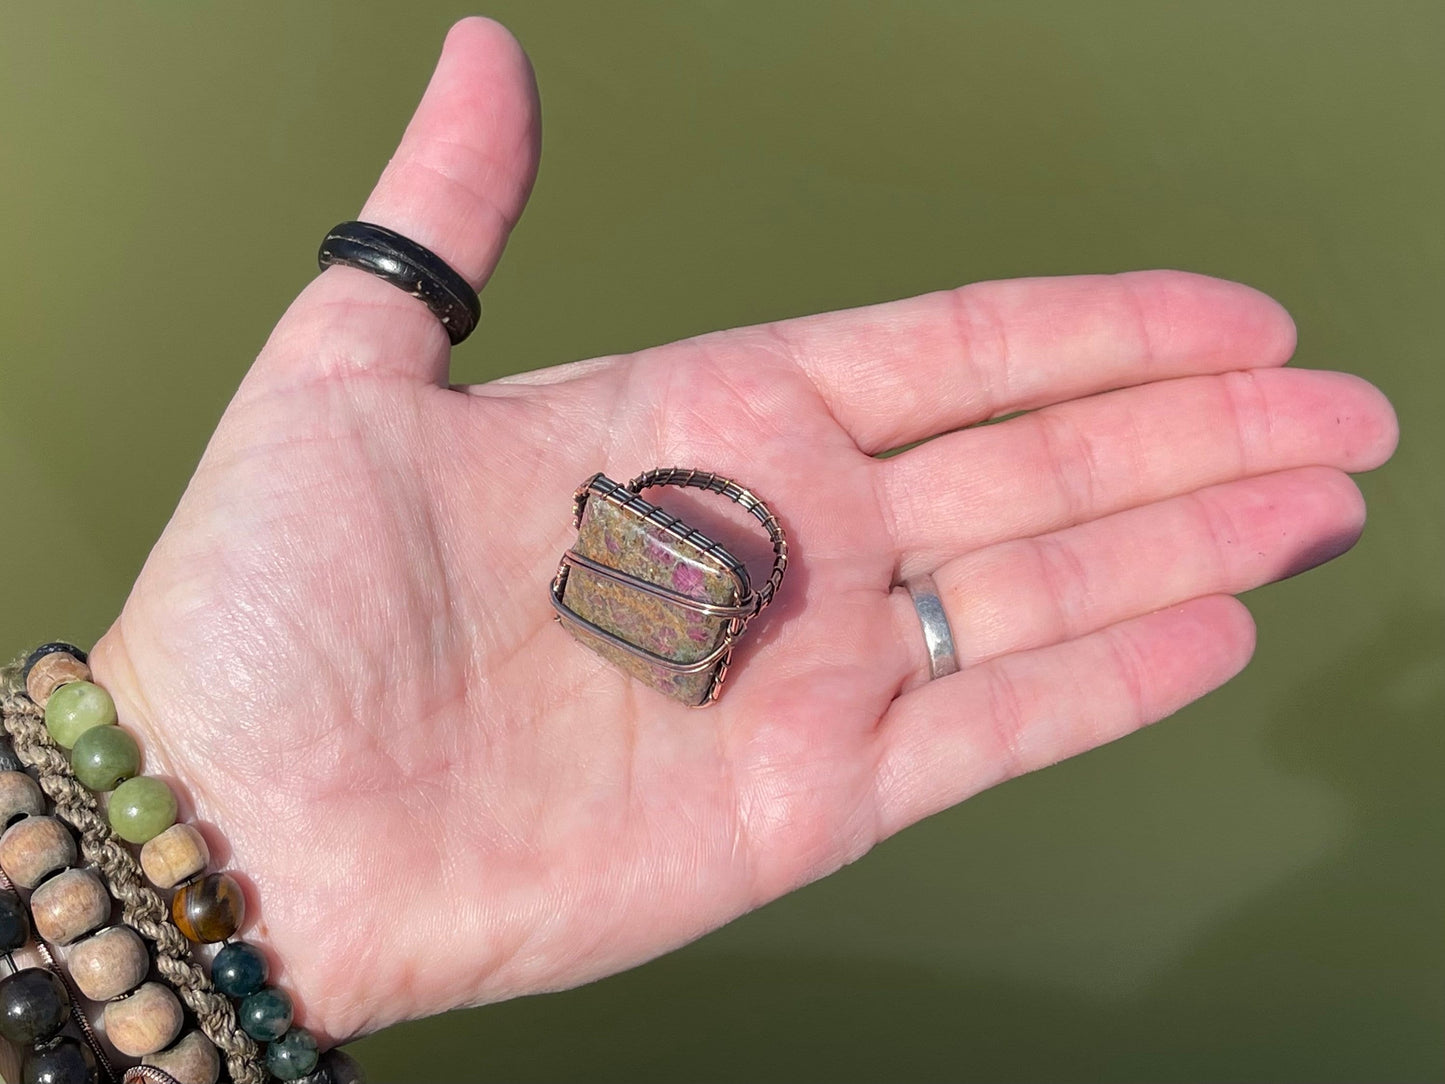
xmin=0 ymin=823 xmax=116 ymax=1084
xmin=2 ymin=645 xmax=364 ymax=1084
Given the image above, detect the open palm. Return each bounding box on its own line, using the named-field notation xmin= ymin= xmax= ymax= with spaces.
xmin=85 ymin=20 xmax=1396 ymax=1047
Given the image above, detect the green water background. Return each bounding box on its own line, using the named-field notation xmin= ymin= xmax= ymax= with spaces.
xmin=2 ymin=3 xmax=1441 ymax=1081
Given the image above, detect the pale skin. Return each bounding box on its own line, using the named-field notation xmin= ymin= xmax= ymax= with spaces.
xmin=63 ymin=17 xmax=1396 ymax=1052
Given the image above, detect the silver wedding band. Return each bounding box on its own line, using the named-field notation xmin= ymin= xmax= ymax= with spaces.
xmin=904 ymin=573 xmax=959 ymax=681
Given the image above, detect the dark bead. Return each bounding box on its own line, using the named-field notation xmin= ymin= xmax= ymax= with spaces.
xmin=0 ymin=967 xmax=71 ymax=1044
xmin=267 ymin=1027 xmax=319 ymax=1080
xmin=318 ymin=1049 xmax=366 ymax=1084
xmin=295 ymin=1049 xmax=365 ymax=1084
xmin=212 ymin=940 xmax=268 ymax=998
xmin=172 ymin=872 xmax=244 ymax=943
xmin=22 ymin=643 xmax=88 ymax=684
xmin=22 ymin=1035 xmax=98 ymax=1084
xmin=0 ymin=738 xmax=23 ymax=774
xmin=238 ymin=985 xmax=292 ymax=1042
xmin=0 ymin=890 xmax=30 ymax=952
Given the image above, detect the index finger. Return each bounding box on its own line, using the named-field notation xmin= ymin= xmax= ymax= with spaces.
xmin=761 ymin=270 xmax=1297 ymax=453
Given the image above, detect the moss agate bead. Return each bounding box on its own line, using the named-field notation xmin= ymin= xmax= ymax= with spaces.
xmin=0 ymin=816 xmax=77 ymax=889
xmin=212 ymin=940 xmax=267 ymax=998
xmin=21 ymin=1034 xmax=98 ymax=1084
xmin=172 ymin=872 xmax=244 ymax=943
xmin=318 ymin=1049 xmax=367 ymax=1084
xmin=267 ymin=1027 xmax=320 ymax=1081
xmin=43 ymin=681 xmax=116 ymax=749
xmin=107 ymin=776 xmax=177 ymax=844
xmin=0 ymin=967 xmax=70 ymax=1045
xmin=70 ymin=725 xmax=140 ymax=792
xmin=239 ymin=985 xmax=293 ymax=1042
xmin=0 ymin=738 xmax=23 ymax=774
xmin=295 ymin=1049 xmax=367 ymax=1084
xmin=0 ymin=890 xmax=30 ymax=952
xmin=293 ymin=1049 xmax=367 ymax=1084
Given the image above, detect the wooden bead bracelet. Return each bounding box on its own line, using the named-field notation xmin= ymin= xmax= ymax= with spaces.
xmin=1 ymin=645 xmax=364 ymax=1084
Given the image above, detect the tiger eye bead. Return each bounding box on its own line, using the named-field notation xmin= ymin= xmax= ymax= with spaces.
xmin=104 ymin=981 xmax=184 ymax=1057
xmin=29 ymin=868 xmax=110 ymax=945
xmin=0 ymin=771 xmax=45 ymax=826
xmin=23 ymin=643 xmax=91 ymax=709
xmin=107 ymin=776 xmax=177 ymax=844
xmin=70 ymin=725 xmax=140 ymax=792
xmin=139 ymin=823 xmax=210 ymax=889
xmin=0 ymin=967 xmax=70 ymax=1045
xmin=43 ymin=681 xmax=116 ymax=749
xmin=66 ymin=924 xmax=149 ymax=1001
xmin=0 ymin=816 xmax=77 ymax=889
xmin=172 ymin=872 xmax=244 ymax=943
xmin=0 ymin=890 xmax=30 ymax=952
xmin=142 ymin=1030 xmax=220 ymax=1084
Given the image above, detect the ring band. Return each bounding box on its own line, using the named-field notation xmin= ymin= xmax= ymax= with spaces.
xmin=904 ymin=573 xmax=960 ymax=680
xmin=317 ymin=220 xmax=481 ymax=345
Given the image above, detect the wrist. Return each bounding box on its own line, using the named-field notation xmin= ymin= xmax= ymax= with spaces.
xmin=3 ymin=638 xmax=361 ymax=1082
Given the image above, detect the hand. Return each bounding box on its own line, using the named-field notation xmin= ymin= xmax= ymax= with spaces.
xmin=86 ymin=18 xmax=1396 ymax=1045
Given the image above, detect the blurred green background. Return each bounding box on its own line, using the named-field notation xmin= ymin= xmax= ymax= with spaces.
xmin=2 ymin=2 xmax=1440 ymax=1081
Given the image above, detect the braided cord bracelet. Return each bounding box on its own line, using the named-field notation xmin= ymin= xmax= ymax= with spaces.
xmin=0 ymin=646 xmax=364 ymax=1084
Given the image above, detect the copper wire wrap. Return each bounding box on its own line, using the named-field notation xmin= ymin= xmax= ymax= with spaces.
xmin=625 ymin=468 xmax=789 ymax=618
xmin=33 ymin=937 xmax=119 ymax=1084
xmin=0 ymin=659 xmax=265 ymax=1084
xmin=122 ymin=1066 xmax=183 ymax=1084
xmin=554 ymin=467 xmax=789 ymax=704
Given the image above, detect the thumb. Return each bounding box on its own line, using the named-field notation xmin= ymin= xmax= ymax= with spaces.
xmin=252 ymin=17 xmax=540 ymax=390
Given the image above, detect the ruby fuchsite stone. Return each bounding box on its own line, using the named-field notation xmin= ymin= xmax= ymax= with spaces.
xmin=559 ymin=479 xmax=749 ymax=706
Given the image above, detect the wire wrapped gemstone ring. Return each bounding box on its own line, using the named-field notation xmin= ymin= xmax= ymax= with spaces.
xmin=550 ymin=469 xmax=788 ymax=706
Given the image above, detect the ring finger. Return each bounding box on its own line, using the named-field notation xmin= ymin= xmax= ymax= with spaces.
xmin=889 ymin=465 xmax=1364 ymax=689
